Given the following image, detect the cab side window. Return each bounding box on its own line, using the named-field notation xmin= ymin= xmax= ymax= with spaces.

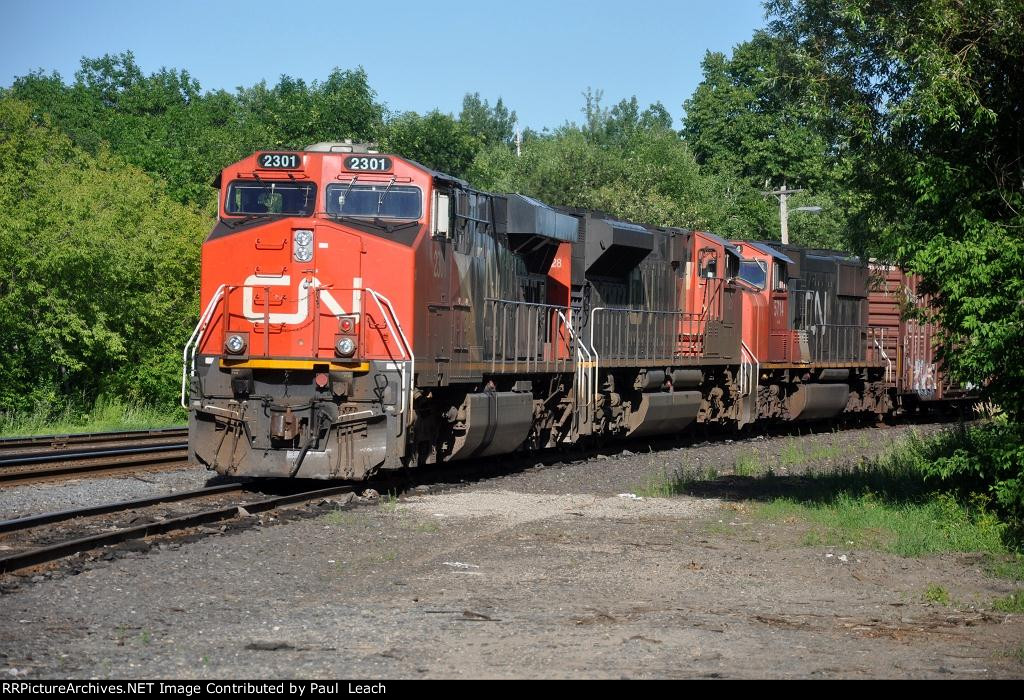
xmin=698 ymin=248 xmax=718 ymax=278
xmin=773 ymin=261 xmax=788 ymax=291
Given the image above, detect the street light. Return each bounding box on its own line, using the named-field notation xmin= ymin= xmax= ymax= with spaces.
xmin=762 ymin=184 xmax=823 ymax=244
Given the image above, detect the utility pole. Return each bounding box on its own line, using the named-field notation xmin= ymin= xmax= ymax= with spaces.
xmin=762 ymin=182 xmax=804 ymax=245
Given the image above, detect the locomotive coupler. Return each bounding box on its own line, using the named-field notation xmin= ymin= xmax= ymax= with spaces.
xmin=270 ymin=407 xmax=299 ymax=440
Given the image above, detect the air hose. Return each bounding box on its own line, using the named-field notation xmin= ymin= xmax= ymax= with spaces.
xmin=288 ymin=408 xmax=331 ymax=478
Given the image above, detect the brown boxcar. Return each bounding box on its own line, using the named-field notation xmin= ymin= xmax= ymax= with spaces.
xmin=868 ymin=263 xmax=972 ymax=407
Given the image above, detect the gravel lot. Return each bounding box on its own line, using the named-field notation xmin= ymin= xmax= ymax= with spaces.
xmin=1 ymin=422 xmax=1022 ymax=679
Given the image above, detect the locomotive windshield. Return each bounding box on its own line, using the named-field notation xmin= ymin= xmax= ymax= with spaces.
xmin=225 ymin=180 xmax=316 ymax=216
xmin=739 ymin=260 xmax=767 ymax=289
xmin=326 ymin=183 xmax=422 ymax=219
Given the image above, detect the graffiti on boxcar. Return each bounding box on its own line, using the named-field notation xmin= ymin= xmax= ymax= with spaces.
xmin=911 ymin=358 xmax=937 ymax=399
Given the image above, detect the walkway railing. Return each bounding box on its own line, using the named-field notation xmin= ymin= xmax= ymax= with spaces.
xmin=484 ymin=298 xmax=575 ymax=375
xmin=588 ymin=307 xmax=708 ymax=364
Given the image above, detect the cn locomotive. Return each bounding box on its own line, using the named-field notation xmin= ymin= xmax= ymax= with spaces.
xmin=182 ymin=143 xmax=965 ymax=480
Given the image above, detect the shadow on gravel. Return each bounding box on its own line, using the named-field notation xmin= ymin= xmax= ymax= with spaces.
xmin=659 ymin=424 xmax=975 ymax=508
xmin=191 ymin=410 xmax=975 ymax=501
xmin=659 ymin=420 xmax=1024 ymax=549
xmin=680 ymin=469 xmax=931 ymax=505
xmin=671 ymin=422 xmax=1024 ymax=556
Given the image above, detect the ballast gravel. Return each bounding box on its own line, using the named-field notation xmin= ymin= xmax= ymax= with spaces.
xmin=2 ymin=420 xmax=1021 ymax=679
xmin=0 ymin=467 xmax=215 ymax=521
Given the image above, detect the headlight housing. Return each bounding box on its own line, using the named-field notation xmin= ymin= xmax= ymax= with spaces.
xmin=225 ymin=333 xmax=247 ymax=354
xmin=293 ymin=229 xmax=314 ymax=262
xmin=335 ymin=337 xmax=356 ymax=357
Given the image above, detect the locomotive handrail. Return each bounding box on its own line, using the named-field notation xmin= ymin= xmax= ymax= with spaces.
xmin=180 ymin=283 xmax=413 ymax=453
xmin=588 ymin=306 xmax=707 ymax=363
xmin=363 ymin=288 xmax=414 ymax=450
xmin=806 ymin=322 xmax=865 ymax=364
xmin=790 ymin=287 xmax=868 ymax=363
xmin=869 ymin=327 xmax=893 ymax=384
xmin=586 ymin=307 xmax=606 ymax=404
xmin=484 ymin=298 xmax=576 ymax=375
xmin=181 ymin=284 xmax=227 ymax=409
xmin=557 ymin=310 xmax=595 ymax=431
xmin=739 ymin=340 xmax=759 ymax=424
xmin=702 ymin=276 xmax=725 ymax=320
xmin=363 ymin=289 xmax=412 ymax=361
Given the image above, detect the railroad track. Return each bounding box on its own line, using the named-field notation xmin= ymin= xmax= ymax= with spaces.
xmin=0 ymin=426 xmax=187 ymax=451
xmin=0 ymin=428 xmax=191 ymax=486
xmin=0 ymin=482 xmax=356 ymax=574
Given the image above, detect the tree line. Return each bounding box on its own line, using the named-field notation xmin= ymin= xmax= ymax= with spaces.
xmin=1 ymin=2 xmax=1021 ymax=512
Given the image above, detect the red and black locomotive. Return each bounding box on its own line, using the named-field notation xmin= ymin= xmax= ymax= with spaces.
xmin=183 ymin=143 xmax=963 ymax=480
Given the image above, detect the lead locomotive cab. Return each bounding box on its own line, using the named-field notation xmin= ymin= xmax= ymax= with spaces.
xmin=185 ymin=142 xmax=425 ymax=480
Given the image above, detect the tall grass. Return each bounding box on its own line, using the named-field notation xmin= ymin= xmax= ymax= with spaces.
xmin=0 ymin=396 xmax=185 ymax=437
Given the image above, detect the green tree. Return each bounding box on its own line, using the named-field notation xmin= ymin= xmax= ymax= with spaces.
xmin=767 ymin=0 xmax=1024 ymax=418
xmin=682 ymin=31 xmax=849 ymax=247
xmin=459 ymin=92 xmax=517 ymax=148
xmin=581 ymin=89 xmax=675 ymax=145
xmin=10 ymin=53 xmax=242 ymax=210
xmin=0 ymin=97 xmax=210 ymax=413
xmin=766 ymin=0 xmax=1024 ymax=518
xmin=382 ymin=110 xmax=479 ymax=176
xmin=9 ymin=55 xmax=386 ymax=210
xmin=235 ymin=66 xmax=384 ymax=151
xmin=468 ymin=97 xmax=734 ymax=232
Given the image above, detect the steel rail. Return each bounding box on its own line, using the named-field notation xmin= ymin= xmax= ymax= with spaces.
xmin=0 ymin=483 xmax=245 ymax=534
xmin=0 ymin=427 xmax=187 ymax=450
xmin=0 ymin=484 xmax=355 ymax=573
xmin=0 ymin=443 xmax=188 ymax=467
xmin=0 ymin=449 xmax=189 ymax=486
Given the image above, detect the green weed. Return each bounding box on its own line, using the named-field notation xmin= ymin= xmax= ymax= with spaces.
xmin=780 ymin=439 xmax=806 ymax=466
xmin=988 ymin=554 xmax=1024 ymax=581
xmin=380 ymin=491 xmax=401 ymax=513
xmin=635 ymin=464 xmax=718 ymax=498
xmin=923 ymin=585 xmax=951 ymax=605
xmin=992 ymin=592 xmax=1024 ymax=613
xmin=734 ymin=452 xmax=762 ymax=477
xmin=756 ymin=492 xmax=1004 ymax=556
xmin=413 ymin=520 xmax=441 ymax=534
xmin=372 ymin=549 xmax=398 ymax=563
xmin=321 ymin=510 xmax=365 ymax=528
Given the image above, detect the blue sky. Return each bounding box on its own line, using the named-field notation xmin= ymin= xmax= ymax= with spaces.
xmin=0 ymin=0 xmax=766 ymax=131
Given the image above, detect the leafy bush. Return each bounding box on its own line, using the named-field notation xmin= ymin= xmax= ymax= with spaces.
xmin=914 ymin=420 xmax=1024 ymax=539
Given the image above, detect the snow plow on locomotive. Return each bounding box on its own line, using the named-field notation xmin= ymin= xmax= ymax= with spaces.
xmin=183 ymin=144 xmax=961 ymax=481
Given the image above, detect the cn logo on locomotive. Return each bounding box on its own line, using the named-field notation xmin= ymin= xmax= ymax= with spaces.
xmin=241 ymin=274 xmax=363 ymax=325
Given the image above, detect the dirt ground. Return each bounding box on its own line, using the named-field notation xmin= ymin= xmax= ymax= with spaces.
xmin=1 ymin=422 xmax=1022 ymax=679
